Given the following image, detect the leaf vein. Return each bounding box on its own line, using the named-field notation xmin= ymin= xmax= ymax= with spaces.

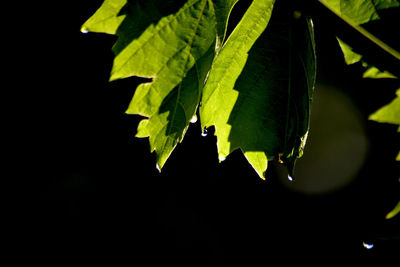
xmin=112 ymin=0 xmax=203 ymax=77
xmin=167 ymin=0 xmax=209 ymax=135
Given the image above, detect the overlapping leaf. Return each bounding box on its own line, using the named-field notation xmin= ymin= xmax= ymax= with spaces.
xmin=337 ymin=38 xmax=399 ymax=130
xmin=320 ymin=0 xmax=400 ymax=61
xmin=83 ymin=0 xmax=317 ymax=178
xmin=319 ymin=0 xmax=399 ymax=25
xmin=337 ymin=38 xmax=399 ymax=162
xmin=337 ymin=37 xmax=397 ymax=78
xmin=82 ymin=0 xmax=237 ymax=170
xmin=336 ymin=17 xmax=400 ymax=219
xmin=200 ymin=0 xmax=316 ymax=178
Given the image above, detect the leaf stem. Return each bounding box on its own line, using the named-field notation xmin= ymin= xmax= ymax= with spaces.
xmin=318 ymin=0 xmax=400 ymax=60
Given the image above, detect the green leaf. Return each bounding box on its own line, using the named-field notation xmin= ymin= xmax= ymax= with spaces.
xmin=81 ymin=0 xmax=127 ymax=35
xmin=337 ymin=38 xmax=397 ymax=78
xmin=338 ymin=35 xmax=399 ymax=166
xmin=369 ymin=89 xmax=400 ymax=125
xmin=386 ymin=201 xmax=400 ymax=219
xmin=200 ymin=0 xmax=276 ymax=178
xmin=200 ymin=0 xmax=316 ymax=179
xmin=369 ymin=89 xmax=400 ymax=162
xmin=320 ymin=0 xmax=400 ymax=60
xmin=337 ymin=37 xmax=363 ymax=65
xmin=319 ymin=0 xmax=399 ymax=25
xmin=362 ymin=66 xmax=397 ymax=78
xmin=372 ymin=0 xmax=400 ymax=10
xmin=82 ymin=0 xmax=237 ymax=170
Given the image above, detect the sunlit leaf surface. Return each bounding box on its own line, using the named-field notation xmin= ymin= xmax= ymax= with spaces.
xmin=319 ymin=0 xmax=399 ymax=25
xmin=84 ymin=0 xmax=323 ymax=179
xmin=369 ymin=89 xmax=400 ymax=165
xmin=83 ymin=0 xmax=237 ymax=170
xmin=200 ymin=0 xmax=316 ymax=178
xmin=369 ymin=89 xmax=400 ymax=126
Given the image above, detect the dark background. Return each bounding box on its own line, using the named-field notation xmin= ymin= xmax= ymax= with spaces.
xmin=16 ymin=0 xmax=399 ymax=265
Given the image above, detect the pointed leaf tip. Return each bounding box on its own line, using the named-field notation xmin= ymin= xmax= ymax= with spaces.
xmin=386 ymin=201 xmax=400 ymax=219
xmin=244 ymin=151 xmax=268 ymax=180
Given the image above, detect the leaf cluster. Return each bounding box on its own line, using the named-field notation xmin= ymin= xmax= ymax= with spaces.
xmin=82 ymin=0 xmax=399 ymax=183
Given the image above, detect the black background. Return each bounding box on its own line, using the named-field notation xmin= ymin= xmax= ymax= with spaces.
xmin=15 ymin=0 xmax=399 ymax=265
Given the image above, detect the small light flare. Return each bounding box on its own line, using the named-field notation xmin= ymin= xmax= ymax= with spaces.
xmin=362 ymin=242 xmax=374 ymax=250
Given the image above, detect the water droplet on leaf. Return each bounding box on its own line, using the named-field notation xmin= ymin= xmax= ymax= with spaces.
xmin=201 ymin=128 xmax=208 ymax=137
xmin=190 ymin=115 xmax=197 ymax=123
xmin=156 ymin=164 xmax=161 ymax=172
xmin=80 ymin=27 xmax=89 ymax=34
xmin=288 ymin=175 xmax=294 ymax=182
xmin=362 ymin=242 xmax=374 ymax=250
xmin=219 ymin=155 xmax=226 ymax=162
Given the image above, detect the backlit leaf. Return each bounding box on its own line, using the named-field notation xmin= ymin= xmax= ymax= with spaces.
xmin=362 ymin=66 xmax=396 ymax=78
xmin=82 ymin=0 xmax=237 ymax=170
xmin=369 ymin=89 xmax=400 ymax=162
xmin=369 ymin=89 xmax=400 ymax=125
xmin=200 ymin=0 xmax=316 ymax=178
xmin=319 ymin=0 xmax=399 ymax=25
xmin=337 ymin=37 xmax=363 ymax=65
xmin=337 ymin=38 xmax=397 ymax=78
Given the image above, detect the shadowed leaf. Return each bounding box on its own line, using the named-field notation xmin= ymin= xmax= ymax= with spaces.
xmin=200 ymin=0 xmax=316 ymax=179
xmin=386 ymin=201 xmax=400 ymax=219
xmin=337 ymin=38 xmax=397 ymax=78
